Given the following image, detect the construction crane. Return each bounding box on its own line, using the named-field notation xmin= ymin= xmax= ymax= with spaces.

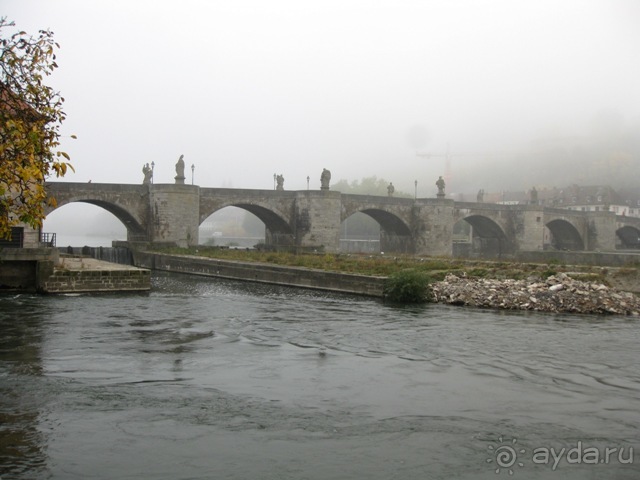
xmin=416 ymin=144 xmax=517 ymax=192
xmin=416 ymin=144 xmax=478 ymax=190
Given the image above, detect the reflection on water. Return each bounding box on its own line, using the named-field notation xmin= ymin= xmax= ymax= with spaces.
xmin=0 ymin=298 xmax=48 ymax=477
xmin=1 ymin=272 xmax=639 ymax=479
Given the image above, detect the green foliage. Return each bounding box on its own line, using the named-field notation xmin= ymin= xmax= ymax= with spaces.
xmin=0 ymin=17 xmax=74 ymax=239
xmin=333 ymin=176 xmax=388 ymax=195
xmin=332 ymin=175 xmax=412 ymax=197
xmin=541 ymin=268 xmax=557 ymax=278
xmin=569 ymin=272 xmax=607 ymax=283
xmin=467 ymin=267 xmax=490 ymax=277
xmin=383 ymin=269 xmax=432 ymax=303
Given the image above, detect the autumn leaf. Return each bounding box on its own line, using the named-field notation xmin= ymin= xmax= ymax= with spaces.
xmin=0 ymin=17 xmax=75 ymax=239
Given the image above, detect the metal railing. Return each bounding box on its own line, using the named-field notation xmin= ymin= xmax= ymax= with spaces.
xmin=40 ymin=232 xmax=56 ymax=247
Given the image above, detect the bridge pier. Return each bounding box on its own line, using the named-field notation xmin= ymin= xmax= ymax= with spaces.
xmin=380 ymin=231 xmax=414 ymax=254
xmin=411 ymin=199 xmax=455 ymax=256
xmin=586 ymin=211 xmax=616 ymax=251
xmin=264 ymin=229 xmax=296 ymax=250
xmin=150 ymin=185 xmax=200 ymax=248
xmin=292 ymin=191 xmax=342 ymax=253
xmin=513 ymin=207 xmax=546 ymax=252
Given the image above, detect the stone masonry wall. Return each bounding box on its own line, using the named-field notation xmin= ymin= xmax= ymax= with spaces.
xmin=586 ymin=211 xmax=617 ymax=251
xmin=513 ymin=208 xmax=546 ymax=251
xmin=0 ymin=248 xmax=57 ymax=291
xmin=150 ymin=185 xmax=200 ymax=247
xmin=294 ymin=191 xmax=342 ymax=253
xmin=412 ymin=199 xmax=454 ymax=256
xmin=42 ymin=269 xmax=150 ymax=293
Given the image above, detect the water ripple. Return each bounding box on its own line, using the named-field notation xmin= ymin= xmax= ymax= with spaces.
xmin=1 ymin=274 xmax=639 ymax=479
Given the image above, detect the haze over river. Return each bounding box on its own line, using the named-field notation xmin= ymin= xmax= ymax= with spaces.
xmin=1 ymin=273 xmax=638 ymax=479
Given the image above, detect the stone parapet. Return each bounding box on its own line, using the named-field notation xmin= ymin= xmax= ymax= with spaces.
xmin=0 ymin=247 xmax=59 ymax=263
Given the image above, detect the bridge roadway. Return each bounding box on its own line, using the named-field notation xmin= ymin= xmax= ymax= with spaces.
xmin=45 ymin=182 xmax=640 ymax=256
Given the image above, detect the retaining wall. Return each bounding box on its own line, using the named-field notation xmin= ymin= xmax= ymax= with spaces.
xmin=42 ymin=268 xmax=150 ymax=293
xmin=0 ymin=248 xmax=57 ymax=291
xmin=133 ymin=251 xmax=385 ymax=297
xmin=515 ymin=250 xmax=640 ymax=267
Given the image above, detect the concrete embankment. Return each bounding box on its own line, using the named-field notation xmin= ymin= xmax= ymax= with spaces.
xmin=1 ymin=247 xmax=151 ymax=293
xmin=132 ymin=251 xmax=385 ymax=296
xmin=42 ymin=256 xmax=150 ymax=293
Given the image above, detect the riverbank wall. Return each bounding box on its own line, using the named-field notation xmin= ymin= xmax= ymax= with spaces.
xmin=132 ymin=251 xmax=385 ymax=296
xmin=42 ymin=256 xmax=150 ymax=294
xmin=0 ymin=247 xmax=57 ymax=291
xmin=515 ymin=250 xmax=640 ymax=267
xmin=1 ymin=247 xmax=150 ymax=293
xmin=57 ymin=245 xmax=134 ymax=266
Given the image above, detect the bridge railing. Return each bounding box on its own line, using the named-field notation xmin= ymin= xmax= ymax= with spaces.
xmin=40 ymin=232 xmax=56 ymax=247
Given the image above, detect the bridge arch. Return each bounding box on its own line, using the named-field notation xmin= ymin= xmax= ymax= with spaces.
xmin=45 ymin=183 xmax=151 ymax=242
xmin=615 ymin=225 xmax=640 ymax=249
xmin=199 ymin=201 xmax=294 ymax=248
xmin=353 ymin=208 xmax=411 ymax=236
xmin=457 ymin=214 xmax=511 ymax=256
xmin=200 ymin=202 xmax=292 ymax=234
xmin=199 ymin=206 xmax=264 ymax=247
xmin=545 ymin=219 xmax=585 ymax=250
xmin=47 ymin=198 xmax=147 ymax=242
xmin=341 ymin=207 xmax=412 ymax=253
xmin=340 ymin=212 xmax=379 ymax=253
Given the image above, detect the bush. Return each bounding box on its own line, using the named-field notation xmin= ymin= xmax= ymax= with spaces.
xmin=383 ymin=269 xmax=432 ymax=303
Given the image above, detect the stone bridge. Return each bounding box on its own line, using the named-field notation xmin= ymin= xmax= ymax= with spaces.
xmin=45 ymin=182 xmax=638 ymax=256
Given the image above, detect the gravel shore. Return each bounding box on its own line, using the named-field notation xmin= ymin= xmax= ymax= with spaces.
xmin=430 ymin=272 xmax=640 ymax=315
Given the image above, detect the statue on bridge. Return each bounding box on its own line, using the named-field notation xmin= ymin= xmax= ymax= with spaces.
xmin=387 ymin=182 xmax=395 ymax=197
xmin=142 ymin=163 xmax=152 ymax=185
xmin=477 ymin=188 xmax=484 ymax=203
xmin=320 ymin=168 xmax=331 ymax=190
xmin=436 ymin=176 xmax=445 ymax=197
xmin=175 ymin=154 xmax=186 ymax=185
xmin=276 ymin=174 xmax=285 ymax=191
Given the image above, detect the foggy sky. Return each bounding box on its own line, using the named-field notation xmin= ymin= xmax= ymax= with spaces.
xmin=4 ymin=0 xmax=640 ymax=197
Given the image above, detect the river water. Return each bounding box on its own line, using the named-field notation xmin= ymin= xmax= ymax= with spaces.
xmin=1 ymin=273 xmax=638 ymax=479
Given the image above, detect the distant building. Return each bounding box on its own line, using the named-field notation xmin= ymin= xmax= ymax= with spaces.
xmin=471 ymin=184 xmax=640 ymax=218
xmin=540 ymin=185 xmax=640 ymax=218
xmin=459 ymin=184 xmax=640 ymax=250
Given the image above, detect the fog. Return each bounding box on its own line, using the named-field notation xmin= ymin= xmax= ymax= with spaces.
xmin=5 ymin=0 xmax=640 ymax=238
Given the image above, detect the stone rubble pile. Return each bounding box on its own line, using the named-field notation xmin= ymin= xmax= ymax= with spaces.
xmin=430 ymin=272 xmax=640 ymax=315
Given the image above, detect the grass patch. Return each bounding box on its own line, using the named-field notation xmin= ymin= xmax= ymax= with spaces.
xmin=150 ymin=245 xmax=467 ymax=277
xmin=467 ymin=267 xmax=491 ymax=278
xmin=146 ymin=245 xmax=634 ymax=285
